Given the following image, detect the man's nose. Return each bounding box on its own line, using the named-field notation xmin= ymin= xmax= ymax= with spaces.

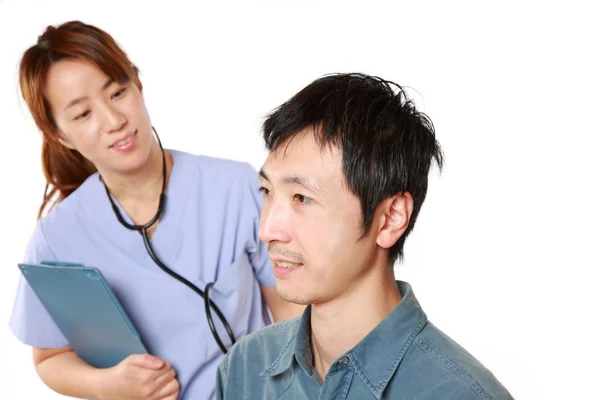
xmin=259 ymin=198 xmax=292 ymax=245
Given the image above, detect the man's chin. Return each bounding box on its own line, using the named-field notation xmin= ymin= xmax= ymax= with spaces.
xmin=276 ymin=285 xmax=312 ymax=306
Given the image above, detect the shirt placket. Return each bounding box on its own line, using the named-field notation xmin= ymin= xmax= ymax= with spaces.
xmin=318 ymin=356 xmax=354 ymax=400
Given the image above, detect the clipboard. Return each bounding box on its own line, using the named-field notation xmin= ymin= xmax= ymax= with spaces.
xmin=18 ymin=261 xmax=148 ymax=368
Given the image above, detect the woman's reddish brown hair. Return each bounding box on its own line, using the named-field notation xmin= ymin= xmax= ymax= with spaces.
xmin=19 ymin=21 xmax=141 ymax=219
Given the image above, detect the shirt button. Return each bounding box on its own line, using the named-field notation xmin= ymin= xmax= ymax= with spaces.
xmin=338 ymin=357 xmax=349 ymax=366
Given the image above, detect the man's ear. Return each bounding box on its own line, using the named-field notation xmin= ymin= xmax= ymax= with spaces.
xmin=375 ymin=192 xmax=414 ymax=249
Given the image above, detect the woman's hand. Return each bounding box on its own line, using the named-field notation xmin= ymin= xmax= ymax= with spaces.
xmin=97 ymin=354 xmax=180 ymax=400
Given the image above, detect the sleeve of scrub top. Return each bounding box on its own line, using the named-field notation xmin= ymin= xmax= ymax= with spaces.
xmin=244 ymin=163 xmax=276 ymax=288
xmin=8 ymin=223 xmax=70 ymax=348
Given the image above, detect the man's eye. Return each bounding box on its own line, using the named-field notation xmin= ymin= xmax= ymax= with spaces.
xmin=293 ymin=194 xmax=311 ymax=204
xmin=258 ymin=187 xmax=270 ymax=196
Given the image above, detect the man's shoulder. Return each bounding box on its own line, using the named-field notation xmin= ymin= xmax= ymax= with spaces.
xmin=397 ymin=321 xmax=513 ymax=399
xmin=221 ymin=316 xmax=300 ymax=373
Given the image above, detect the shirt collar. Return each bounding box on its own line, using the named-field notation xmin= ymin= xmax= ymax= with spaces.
xmin=259 ymin=315 xmax=304 ymax=377
xmin=261 ymin=281 xmax=428 ymax=398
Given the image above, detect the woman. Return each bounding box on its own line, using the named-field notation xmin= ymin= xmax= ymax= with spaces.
xmin=9 ymin=21 xmax=300 ymax=400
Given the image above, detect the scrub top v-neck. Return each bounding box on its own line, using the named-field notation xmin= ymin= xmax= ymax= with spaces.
xmin=90 ymin=149 xmax=191 ymax=271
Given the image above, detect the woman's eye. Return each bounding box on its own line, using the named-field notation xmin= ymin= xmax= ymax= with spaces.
xmin=74 ymin=111 xmax=90 ymax=120
xmin=112 ymin=88 xmax=126 ymax=99
xmin=258 ymin=187 xmax=270 ymax=196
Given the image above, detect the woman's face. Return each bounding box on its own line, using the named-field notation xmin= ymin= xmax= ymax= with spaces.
xmin=44 ymin=58 xmax=154 ymax=175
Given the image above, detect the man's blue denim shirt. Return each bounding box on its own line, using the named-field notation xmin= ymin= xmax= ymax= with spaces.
xmin=217 ymin=281 xmax=513 ymax=399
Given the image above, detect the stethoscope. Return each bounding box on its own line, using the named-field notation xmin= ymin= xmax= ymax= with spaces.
xmin=100 ymin=128 xmax=235 ymax=354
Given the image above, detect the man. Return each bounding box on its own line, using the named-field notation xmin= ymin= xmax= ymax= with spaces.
xmin=217 ymin=73 xmax=513 ymax=399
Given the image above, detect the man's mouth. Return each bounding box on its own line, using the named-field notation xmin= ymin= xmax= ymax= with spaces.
xmin=275 ymin=261 xmax=303 ymax=269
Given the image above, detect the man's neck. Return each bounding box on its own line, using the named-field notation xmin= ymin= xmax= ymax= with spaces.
xmin=310 ymin=262 xmax=402 ymax=382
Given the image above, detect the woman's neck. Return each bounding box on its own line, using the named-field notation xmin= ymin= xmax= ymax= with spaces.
xmin=100 ymin=143 xmax=173 ymax=205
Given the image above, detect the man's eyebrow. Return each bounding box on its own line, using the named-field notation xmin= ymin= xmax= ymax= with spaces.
xmin=260 ymin=169 xmax=327 ymax=197
xmin=283 ymin=174 xmax=327 ymax=196
xmin=259 ymin=169 xmax=270 ymax=182
xmin=63 ymin=78 xmax=115 ymax=112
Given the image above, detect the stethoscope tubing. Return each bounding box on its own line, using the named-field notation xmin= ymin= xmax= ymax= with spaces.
xmin=140 ymin=227 xmax=235 ymax=354
xmin=102 ymin=128 xmax=235 ymax=354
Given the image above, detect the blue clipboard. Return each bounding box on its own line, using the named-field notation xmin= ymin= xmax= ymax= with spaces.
xmin=18 ymin=261 xmax=148 ymax=368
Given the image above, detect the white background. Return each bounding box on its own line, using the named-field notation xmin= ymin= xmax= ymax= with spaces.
xmin=1 ymin=0 xmax=598 ymax=398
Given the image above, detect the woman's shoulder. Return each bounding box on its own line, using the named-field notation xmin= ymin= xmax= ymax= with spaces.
xmin=37 ymin=172 xmax=102 ymax=234
xmin=171 ymin=149 xmax=258 ymax=181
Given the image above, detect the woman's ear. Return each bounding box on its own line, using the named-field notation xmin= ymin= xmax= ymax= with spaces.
xmin=53 ymin=130 xmax=76 ymax=150
xmin=134 ymin=77 xmax=143 ymax=93
xmin=375 ymin=192 xmax=414 ymax=249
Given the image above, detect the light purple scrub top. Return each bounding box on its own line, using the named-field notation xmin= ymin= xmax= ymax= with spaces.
xmin=9 ymin=150 xmax=275 ymax=399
